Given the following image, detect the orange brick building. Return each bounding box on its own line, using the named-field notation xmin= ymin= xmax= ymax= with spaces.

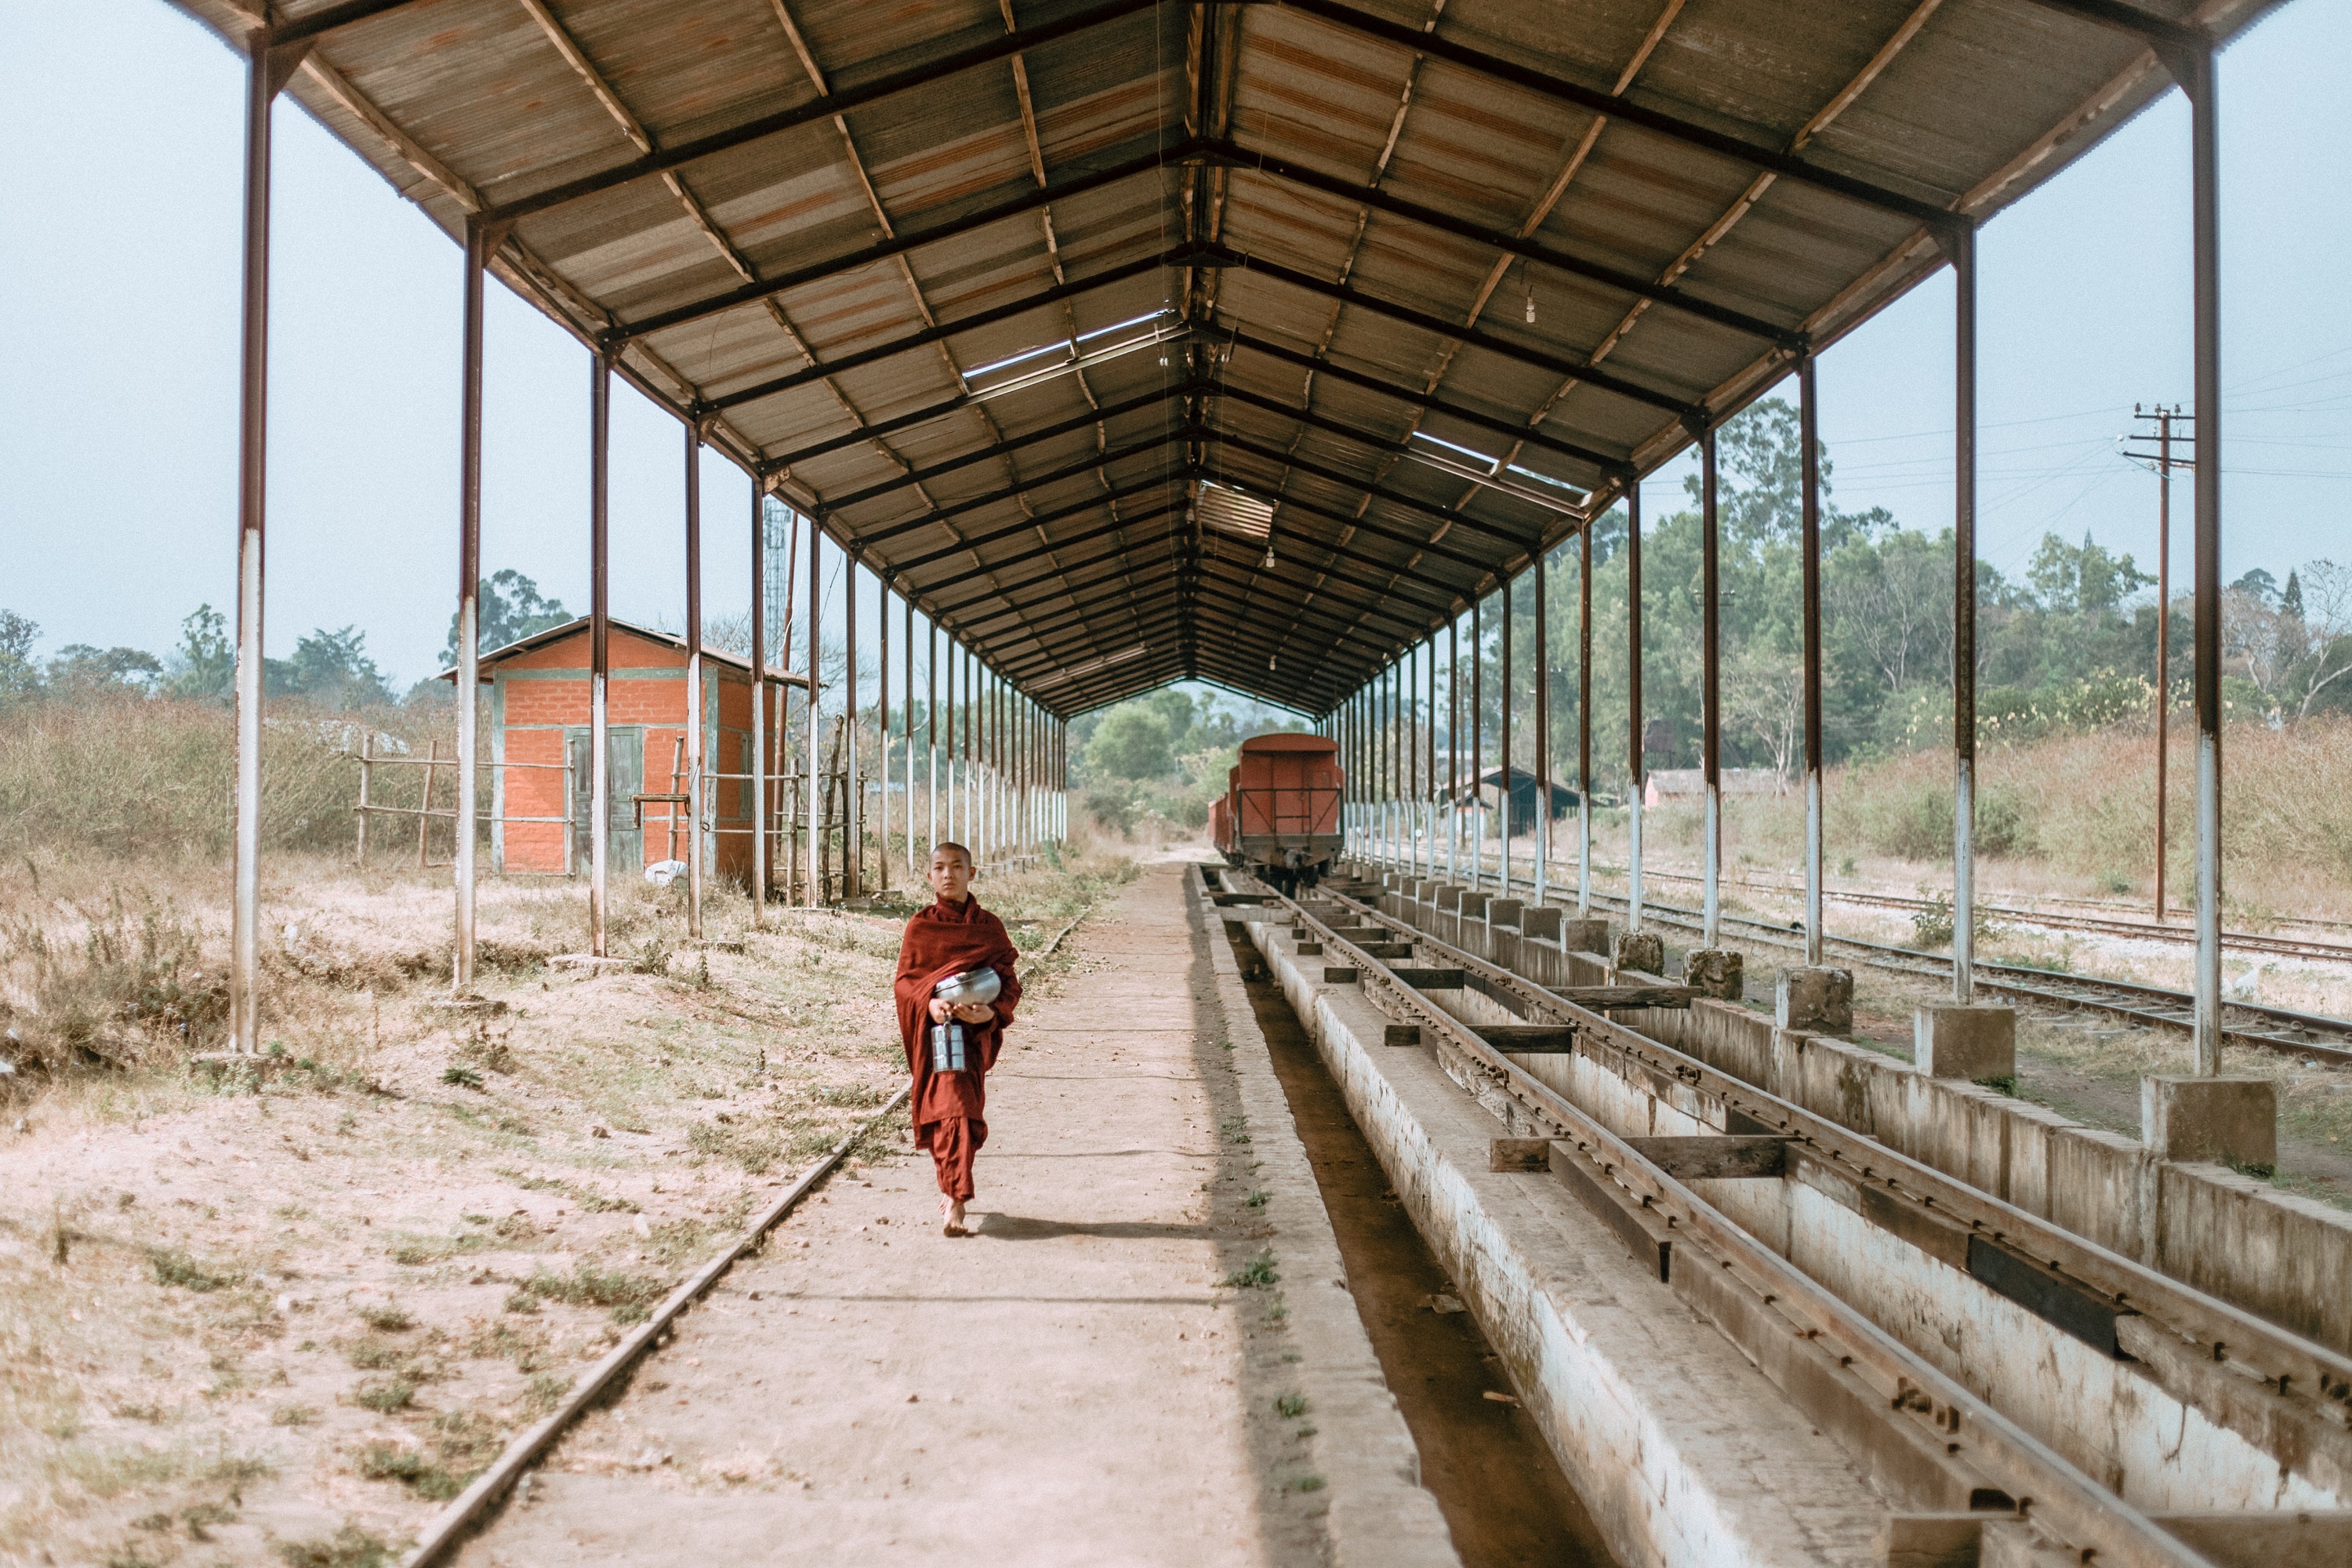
xmin=470 ymin=618 xmax=792 ymax=881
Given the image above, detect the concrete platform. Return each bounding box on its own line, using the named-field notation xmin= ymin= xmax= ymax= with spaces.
xmin=454 ymin=862 xmax=1455 ymax=1568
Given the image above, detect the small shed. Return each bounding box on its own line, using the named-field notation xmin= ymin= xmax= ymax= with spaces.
xmin=1478 ymin=765 xmax=1580 ymax=825
xmin=457 ymin=618 xmax=797 ymax=880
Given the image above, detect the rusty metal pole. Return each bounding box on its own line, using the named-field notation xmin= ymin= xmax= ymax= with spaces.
xmin=2188 ymin=52 xmax=2223 ymax=1073
xmin=844 ymin=556 xmax=859 ymax=899
xmin=453 ymin=219 xmax=488 ymax=992
xmin=750 ymin=488 xmax=768 ymax=927
xmin=1471 ymin=598 xmax=1484 ymax=889
xmin=1578 ymin=518 xmax=1593 ymax=914
xmin=1447 ymin=615 xmax=1460 ymax=880
xmin=1501 ymin=575 xmax=1514 ymax=895
xmin=906 ymin=594 xmax=917 ymax=877
xmin=1535 ymin=555 xmax=1551 ymax=903
xmin=944 ymin=637 xmax=956 ymax=846
xmin=806 ymin=514 xmax=822 ymax=907
xmin=877 ymin=573 xmax=888 ymax=893
xmin=684 ymin=420 xmax=705 ymax=938
xmin=1953 ymin=226 xmax=1980 ymax=1006
xmin=229 ymin=42 xmax=285 ymax=1054
xmin=589 ymin=349 xmax=613 ymax=957
xmin=1801 ymin=354 xmax=1825 ymax=967
xmin=1628 ymin=483 xmax=1645 ymax=935
xmin=927 ymin=619 xmax=940 ymax=859
xmin=1701 ymin=424 xmax=1722 ymax=949
xmin=1426 ymin=635 xmax=1438 ymax=880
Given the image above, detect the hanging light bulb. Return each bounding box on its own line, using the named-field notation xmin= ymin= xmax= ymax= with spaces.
xmin=1262 ymin=543 xmax=1276 ymax=569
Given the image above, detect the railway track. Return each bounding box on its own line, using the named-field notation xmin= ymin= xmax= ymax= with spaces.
xmin=397 ymin=912 xmax=1090 ymax=1568
xmin=1360 ymin=854 xmax=2352 ymax=1068
xmin=1590 ymin=862 xmax=2352 ymax=963
xmin=1236 ymin=869 xmax=2352 ymax=1568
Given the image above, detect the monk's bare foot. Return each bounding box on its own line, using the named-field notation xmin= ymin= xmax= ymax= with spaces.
xmin=943 ymin=1199 xmax=970 ymax=1237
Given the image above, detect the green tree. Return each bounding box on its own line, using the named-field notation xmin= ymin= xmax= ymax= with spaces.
xmin=0 ymin=609 xmax=39 ymax=706
xmin=164 ymin=604 xmax=235 ymax=702
xmin=1087 ymin=706 xmax=1176 ymax=781
xmin=267 ymin=626 xmax=394 ymax=710
xmin=46 ymin=643 xmax=163 ymax=699
xmin=443 ymin=569 xmax=572 ymax=666
xmin=2028 ymin=532 xmax=2154 ymax=614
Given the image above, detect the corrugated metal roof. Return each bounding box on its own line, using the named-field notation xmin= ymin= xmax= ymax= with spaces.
xmin=172 ymin=0 xmax=2278 ymax=714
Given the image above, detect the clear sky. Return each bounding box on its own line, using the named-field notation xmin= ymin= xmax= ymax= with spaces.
xmin=3 ymin=0 xmax=2347 ymax=697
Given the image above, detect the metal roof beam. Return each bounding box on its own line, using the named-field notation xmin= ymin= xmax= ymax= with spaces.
xmin=883 ymin=477 xmax=1180 ymax=597
xmin=1202 ymin=139 xmax=1801 ymax=348
xmin=481 ymin=0 xmax=1166 ymax=225
xmin=920 ymin=502 xmax=1188 ymax=615
xmin=889 ymin=479 xmax=1185 ymax=583
xmin=861 ymin=430 xmax=1195 ymax=557
xmin=826 ymin=383 xmax=1192 ymax=516
xmin=1286 ymin=0 xmax=1965 ymax=240
xmin=1208 ymin=387 xmax=1555 ymax=546
xmin=713 ymin=245 xmax=1210 ymax=414
xmin=1207 ymin=242 xmax=1700 ymax=419
xmin=616 ymin=142 xmax=1197 ymax=343
xmin=1221 ymin=328 xmax=1632 ymax=477
xmin=1201 ymin=434 xmax=1517 ymax=575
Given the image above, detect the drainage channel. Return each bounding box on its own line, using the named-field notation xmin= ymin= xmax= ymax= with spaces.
xmin=1236 ymin=868 xmax=2352 ymax=1568
xmin=1219 ymin=916 xmax=1617 ymax=1568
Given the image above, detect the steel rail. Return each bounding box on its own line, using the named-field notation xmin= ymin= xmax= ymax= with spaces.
xmin=399 ymin=911 xmax=1091 ymax=1566
xmin=1589 ymin=862 xmax=2352 ymax=963
xmin=1391 ymin=852 xmax=2352 ymax=1065
xmin=1305 ymin=881 xmax=2352 ymax=1464
xmin=1260 ymin=880 xmax=2230 ymax=1568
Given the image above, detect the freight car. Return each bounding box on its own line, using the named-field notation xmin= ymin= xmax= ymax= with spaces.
xmin=1212 ymin=733 xmax=1344 ymax=893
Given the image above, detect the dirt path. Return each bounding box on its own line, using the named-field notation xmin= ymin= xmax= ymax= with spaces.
xmin=457 ymin=862 xmax=1449 ymax=1566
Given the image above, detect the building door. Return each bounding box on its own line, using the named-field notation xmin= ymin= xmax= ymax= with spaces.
xmin=564 ymin=727 xmax=645 ymax=877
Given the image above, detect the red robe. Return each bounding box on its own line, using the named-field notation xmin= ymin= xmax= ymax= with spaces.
xmin=892 ymin=895 xmax=1022 ymax=1200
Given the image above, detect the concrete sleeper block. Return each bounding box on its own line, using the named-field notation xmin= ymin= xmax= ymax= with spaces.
xmin=1613 ymin=930 xmax=1664 ymax=978
xmin=1685 ymin=947 xmax=1743 ymax=1001
xmin=1777 ymin=966 xmax=1853 ymax=1034
xmin=2142 ymin=1076 xmax=2278 ymax=1168
xmin=1915 ymin=1004 xmax=2016 ymax=1082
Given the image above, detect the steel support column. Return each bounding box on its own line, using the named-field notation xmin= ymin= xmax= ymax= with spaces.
xmin=1472 ymin=598 xmax=1484 ymax=889
xmin=877 ymin=574 xmax=888 ymax=893
xmin=590 ymin=350 xmax=613 ymax=956
xmin=452 ymin=218 xmax=488 ymax=992
xmin=2188 ymin=52 xmax=2224 ymax=1072
xmin=684 ymin=421 xmax=705 ymax=938
xmin=1628 ymin=482 xmax=1646 ymax=935
xmin=806 ymin=511 xmax=821 ymax=908
xmin=1501 ymin=577 xmax=1514 ymax=895
xmin=750 ymin=488 xmax=768 ymax=926
xmin=1801 ymin=355 xmax=1825 ymax=966
xmin=1701 ymin=425 xmax=1722 ymax=949
xmin=906 ymin=595 xmax=917 ymax=877
xmin=1952 ymin=227 xmax=1980 ymax=1004
xmin=1447 ymin=615 xmax=1460 ymax=880
xmin=1535 ymin=553 xmax=1551 ymax=903
xmin=845 ymin=556 xmax=860 ymax=898
xmin=1425 ymin=634 xmax=1437 ymax=881
xmin=230 ymin=43 xmax=290 ymax=1054
xmin=1578 ymin=519 xmax=1593 ymax=914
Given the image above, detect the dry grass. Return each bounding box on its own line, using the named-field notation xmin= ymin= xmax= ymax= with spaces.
xmin=1595 ymin=717 xmax=2352 ymax=924
xmin=0 ymin=809 xmax=1132 ymax=1562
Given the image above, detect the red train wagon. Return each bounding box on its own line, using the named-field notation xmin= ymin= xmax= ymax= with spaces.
xmin=1214 ymin=733 xmax=1344 ymax=892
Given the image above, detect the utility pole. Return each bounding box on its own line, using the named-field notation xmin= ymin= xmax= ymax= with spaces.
xmin=2123 ymin=405 xmax=2194 ymax=924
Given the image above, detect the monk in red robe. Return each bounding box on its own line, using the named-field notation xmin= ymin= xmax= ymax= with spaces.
xmin=893 ymin=841 xmax=1022 ymax=1236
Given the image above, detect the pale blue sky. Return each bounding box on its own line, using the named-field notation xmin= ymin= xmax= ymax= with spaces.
xmin=3 ymin=0 xmax=2347 ymax=698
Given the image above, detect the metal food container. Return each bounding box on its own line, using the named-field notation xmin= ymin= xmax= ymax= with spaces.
xmin=928 ymin=1021 xmax=967 ymax=1073
xmin=933 ymin=967 xmax=1001 ymax=1007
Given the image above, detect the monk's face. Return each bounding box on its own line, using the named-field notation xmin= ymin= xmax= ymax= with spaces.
xmin=928 ymin=847 xmax=974 ymax=902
